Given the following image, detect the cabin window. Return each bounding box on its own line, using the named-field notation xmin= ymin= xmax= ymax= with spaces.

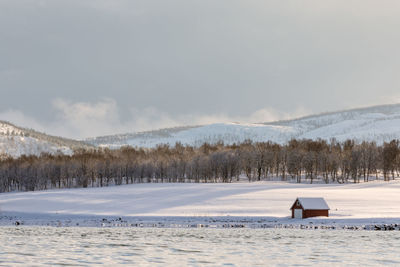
xmin=296 ymin=200 xmax=300 ymax=206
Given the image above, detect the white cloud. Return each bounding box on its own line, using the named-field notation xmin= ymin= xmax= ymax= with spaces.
xmin=0 ymin=98 xmax=310 ymax=139
xmin=377 ymin=94 xmax=400 ymax=106
xmin=50 ymin=98 xmax=122 ymax=138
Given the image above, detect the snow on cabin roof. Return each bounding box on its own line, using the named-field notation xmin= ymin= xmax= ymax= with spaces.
xmin=296 ymin=198 xmax=330 ymax=210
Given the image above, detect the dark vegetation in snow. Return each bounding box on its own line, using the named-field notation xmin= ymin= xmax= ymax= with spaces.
xmin=1 ymin=138 xmax=400 ymax=193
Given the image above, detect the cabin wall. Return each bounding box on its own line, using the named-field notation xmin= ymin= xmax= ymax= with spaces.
xmin=304 ymin=210 xmax=329 ymax=218
xmin=291 ymin=201 xmax=303 ymax=218
xmin=291 ymin=202 xmax=303 ymax=210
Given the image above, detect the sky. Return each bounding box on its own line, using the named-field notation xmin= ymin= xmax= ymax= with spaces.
xmin=1 ymin=0 xmax=400 ymax=139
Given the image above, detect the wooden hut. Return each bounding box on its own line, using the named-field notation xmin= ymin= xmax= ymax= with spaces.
xmin=290 ymin=198 xmax=330 ymax=219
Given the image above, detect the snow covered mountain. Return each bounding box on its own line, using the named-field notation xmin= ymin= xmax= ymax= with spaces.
xmin=2 ymin=103 xmax=400 ymax=157
xmin=86 ymin=104 xmax=400 ymax=148
xmin=0 ymin=121 xmax=92 ymax=158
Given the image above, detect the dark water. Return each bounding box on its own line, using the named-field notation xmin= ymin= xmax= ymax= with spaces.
xmin=1 ymin=227 xmax=400 ymax=266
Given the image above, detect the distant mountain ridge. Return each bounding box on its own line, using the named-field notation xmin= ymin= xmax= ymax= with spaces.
xmin=85 ymin=125 xmax=198 ymax=148
xmin=2 ymin=103 xmax=400 ymax=157
xmin=86 ymin=103 xmax=400 ymax=148
xmin=0 ymin=120 xmax=92 ymax=158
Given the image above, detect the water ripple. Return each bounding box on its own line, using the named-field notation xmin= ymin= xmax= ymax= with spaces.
xmin=1 ymin=227 xmax=400 ymax=266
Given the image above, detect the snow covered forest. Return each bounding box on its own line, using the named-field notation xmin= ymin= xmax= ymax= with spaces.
xmin=0 ymin=120 xmax=92 ymax=158
xmin=1 ymin=138 xmax=400 ymax=193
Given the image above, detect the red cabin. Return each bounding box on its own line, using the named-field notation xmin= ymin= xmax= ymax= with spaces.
xmin=290 ymin=197 xmax=330 ymax=219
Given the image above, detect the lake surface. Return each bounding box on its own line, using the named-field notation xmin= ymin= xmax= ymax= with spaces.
xmin=1 ymin=227 xmax=400 ymax=266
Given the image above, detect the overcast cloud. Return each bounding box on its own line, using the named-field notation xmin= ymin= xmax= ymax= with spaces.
xmin=1 ymin=0 xmax=400 ymax=138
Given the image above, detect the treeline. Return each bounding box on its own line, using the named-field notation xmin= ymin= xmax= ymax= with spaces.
xmin=1 ymin=139 xmax=400 ymax=192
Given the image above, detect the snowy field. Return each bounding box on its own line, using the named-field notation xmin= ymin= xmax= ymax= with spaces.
xmin=1 ymin=180 xmax=400 ymax=228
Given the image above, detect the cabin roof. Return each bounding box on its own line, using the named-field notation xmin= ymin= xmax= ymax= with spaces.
xmin=292 ymin=197 xmax=330 ymax=210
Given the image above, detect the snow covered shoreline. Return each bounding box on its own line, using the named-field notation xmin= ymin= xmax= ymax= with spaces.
xmin=1 ymin=180 xmax=400 ymax=229
xmin=1 ymin=212 xmax=400 ymax=231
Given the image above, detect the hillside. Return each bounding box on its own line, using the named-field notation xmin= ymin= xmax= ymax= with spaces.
xmin=2 ymin=180 xmax=400 ymax=220
xmin=86 ymin=104 xmax=400 ymax=148
xmin=2 ymin=103 xmax=400 ymax=157
xmin=0 ymin=121 xmax=92 ymax=158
